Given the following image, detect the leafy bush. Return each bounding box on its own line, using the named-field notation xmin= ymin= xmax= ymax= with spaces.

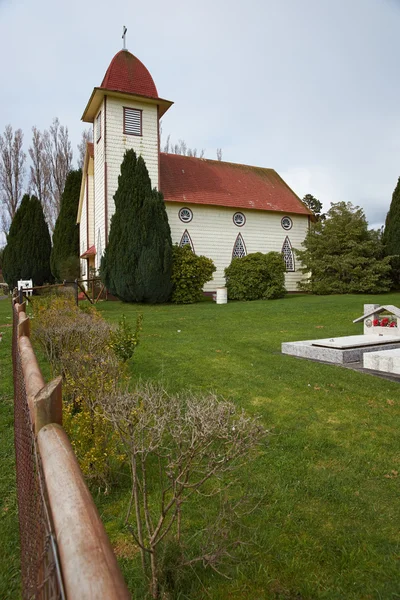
xmin=109 ymin=313 xmax=142 ymax=362
xmin=32 ymin=293 xmax=124 ymax=484
xmin=171 ymin=245 xmax=216 ymax=303
xmin=224 ymin=252 xmax=286 ymax=301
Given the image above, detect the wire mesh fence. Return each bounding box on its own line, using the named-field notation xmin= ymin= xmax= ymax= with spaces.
xmin=12 ymin=301 xmax=66 ymax=600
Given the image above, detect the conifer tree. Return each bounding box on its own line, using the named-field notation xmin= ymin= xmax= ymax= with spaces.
xmin=51 ymin=169 xmax=82 ymax=281
xmin=296 ymin=201 xmax=391 ymax=294
xmin=383 ymin=177 xmax=400 ymax=288
xmin=100 ymin=150 xmax=172 ymax=302
xmin=2 ymin=194 xmax=30 ymax=288
xmin=2 ymin=195 xmax=52 ymax=288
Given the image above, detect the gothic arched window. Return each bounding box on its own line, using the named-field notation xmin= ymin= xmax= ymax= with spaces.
xmin=282 ymin=236 xmax=295 ymax=272
xmin=232 ymin=233 xmax=246 ymax=259
xmin=179 ymin=230 xmax=194 ymax=251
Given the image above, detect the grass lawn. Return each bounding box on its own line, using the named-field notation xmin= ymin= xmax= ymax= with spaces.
xmin=1 ymin=293 xmax=400 ymax=599
xmin=0 ymin=298 xmax=21 ymax=599
xmin=95 ymin=293 xmax=400 ymax=599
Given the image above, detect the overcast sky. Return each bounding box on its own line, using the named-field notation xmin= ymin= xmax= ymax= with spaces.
xmin=1 ymin=0 xmax=400 ymax=245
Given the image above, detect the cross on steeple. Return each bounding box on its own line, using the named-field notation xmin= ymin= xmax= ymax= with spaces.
xmin=122 ymin=26 xmax=127 ymax=50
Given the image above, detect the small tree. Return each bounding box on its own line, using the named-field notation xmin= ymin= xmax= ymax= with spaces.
xmin=301 ymin=193 xmax=324 ymax=220
xmin=100 ymin=150 xmax=173 ymax=303
xmin=296 ymin=201 xmax=392 ymax=294
xmin=2 ymin=194 xmax=52 ymax=288
xmin=51 ymin=169 xmax=82 ymax=281
xmin=224 ymin=252 xmax=286 ymax=301
xmin=171 ymin=245 xmax=216 ymax=303
xmin=383 ymin=177 xmax=400 ymax=288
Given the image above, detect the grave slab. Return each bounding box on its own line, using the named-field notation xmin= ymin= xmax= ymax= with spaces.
xmin=363 ymin=348 xmax=400 ymax=375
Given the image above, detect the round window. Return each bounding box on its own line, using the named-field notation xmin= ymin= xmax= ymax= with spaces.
xmin=233 ymin=212 xmax=246 ymax=227
xmin=179 ymin=207 xmax=193 ymax=223
xmin=281 ymin=216 xmax=293 ymax=230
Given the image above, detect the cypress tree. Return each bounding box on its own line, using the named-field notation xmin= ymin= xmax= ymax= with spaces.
xmin=2 ymin=194 xmax=31 ymax=288
xmin=2 ymin=195 xmax=52 ymax=288
xmin=383 ymin=177 xmax=400 ymax=288
xmin=101 ymin=150 xmax=172 ymax=302
xmin=51 ymin=169 xmax=82 ymax=281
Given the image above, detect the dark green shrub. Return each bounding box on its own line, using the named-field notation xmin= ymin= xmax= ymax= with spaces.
xmin=224 ymin=252 xmax=286 ymax=301
xmin=171 ymin=245 xmax=216 ymax=303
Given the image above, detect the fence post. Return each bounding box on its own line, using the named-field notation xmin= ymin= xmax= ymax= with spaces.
xmin=19 ymin=287 xmax=23 ymax=304
xmin=18 ymin=316 xmax=30 ymax=339
xmin=74 ymin=279 xmax=78 ymax=306
xmin=34 ymin=376 xmax=63 ymax=435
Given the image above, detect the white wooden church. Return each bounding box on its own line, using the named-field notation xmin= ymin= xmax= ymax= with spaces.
xmin=77 ymin=42 xmax=312 ymax=293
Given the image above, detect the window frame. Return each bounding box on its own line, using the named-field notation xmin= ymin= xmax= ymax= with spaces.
xmin=179 ymin=207 xmax=193 ymax=223
xmin=179 ymin=229 xmax=194 ymax=252
xmin=123 ymin=107 xmax=143 ymax=137
xmin=232 ymin=233 xmax=247 ymax=259
xmin=281 ymin=216 xmax=293 ymax=231
xmin=96 ymin=111 xmax=102 ymax=143
xmin=282 ymin=236 xmax=295 ymax=272
xmin=233 ymin=212 xmax=246 ymax=227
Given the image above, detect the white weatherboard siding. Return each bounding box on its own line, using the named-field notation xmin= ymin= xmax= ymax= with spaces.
xmin=106 ymin=97 xmax=159 ymax=232
xmin=94 ymin=104 xmax=105 ymax=270
xmin=79 ymin=184 xmax=87 ymax=277
xmin=87 ymin=162 xmax=95 ymax=248
xmin=165 ymin=203 xmax=308 ymax=292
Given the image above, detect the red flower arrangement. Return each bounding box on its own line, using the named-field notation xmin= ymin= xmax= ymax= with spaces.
xmin=372 ymin=318 xmax=397 ymax=328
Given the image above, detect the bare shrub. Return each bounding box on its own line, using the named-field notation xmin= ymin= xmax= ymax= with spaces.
xmin=99 ymin=382 xmax=266 ymax=598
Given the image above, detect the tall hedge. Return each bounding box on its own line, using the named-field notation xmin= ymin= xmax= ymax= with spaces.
xmin=100 ymin=149 xmax=172 ymax=303
xmin=224 ymin=252 xmax=286 ymax=300
xmin=2 ymin=194 xmax=52 ymax=288
xmin=383 ymin=177 xmax=400 ymax=288
xmin=51 ymin=169 xmax=82 ymax=281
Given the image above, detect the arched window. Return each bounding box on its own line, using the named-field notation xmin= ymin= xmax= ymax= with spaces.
xmin=282 ymin=236 xmax=295 ymax=272
xmin=179 ymin=230 xmax=194 ymax=251
xmin=232 ymin=233 xmax=246 ymax=258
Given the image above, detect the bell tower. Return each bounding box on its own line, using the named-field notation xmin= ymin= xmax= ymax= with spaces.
xmin=81 ymin=33 xmax=173 ymax=265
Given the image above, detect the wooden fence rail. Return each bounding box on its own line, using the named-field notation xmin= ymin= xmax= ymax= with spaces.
xmin=12 ymin=294 xmax=131 ymax=599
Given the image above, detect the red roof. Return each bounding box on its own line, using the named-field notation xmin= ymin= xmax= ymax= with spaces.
xmin=80 ymin=245 xmax=96 ymax=259
xmin=100 ymin=50 xmax=158 ymax=99
xmin=160 ymin=154 xmax=311 ymax=215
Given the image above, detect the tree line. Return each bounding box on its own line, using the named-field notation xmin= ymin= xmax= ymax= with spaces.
xmin=0 ymin=120 xmax=93 ymax=236
xmin=2 ymin=169 xmax=82 ymax=288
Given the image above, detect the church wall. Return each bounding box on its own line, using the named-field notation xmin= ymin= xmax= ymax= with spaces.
xmin=79 ymin=180 xmax=87 ymax=278
xmin=165 ymin=202 xmax=308 ymax=292
xmin=94 ymin=103 xmax=105 ymax=271
xmin=87 ymin=169 xmax=95 ymax=248
xmin=106 ymin=97 xmax=159 ymax=231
